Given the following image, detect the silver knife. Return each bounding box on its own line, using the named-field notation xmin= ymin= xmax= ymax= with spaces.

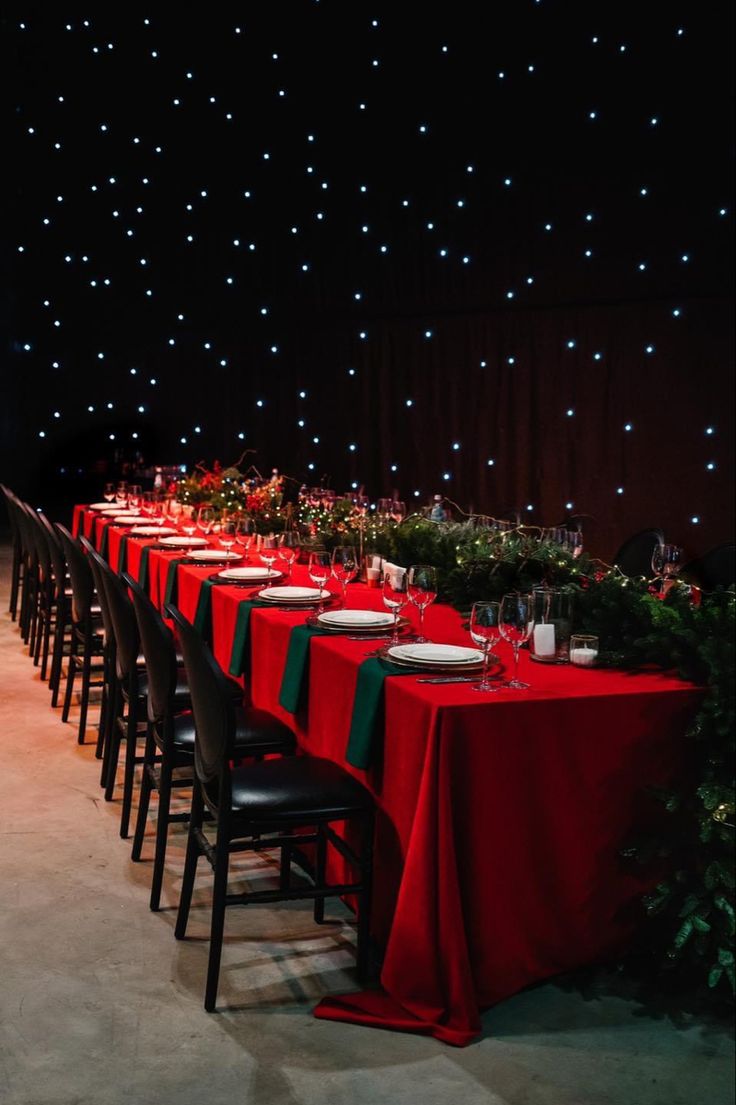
xmin=416 ymin=675 xmax=484 ymax=684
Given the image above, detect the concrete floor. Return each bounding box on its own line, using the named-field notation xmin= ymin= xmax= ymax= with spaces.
xmin=0 ymin=544 xmax=732 ymax=1105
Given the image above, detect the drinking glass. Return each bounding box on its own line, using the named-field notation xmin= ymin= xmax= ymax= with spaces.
xmin=115 ymin=481 xmax=128 ymax=507
xmin=651 ymin=543 xmax=683 ymax=592
xmin=407 ymin=564 xmax=438 ymax=643
xmin=150 ymin=497 xmax=165 ymax=526
xmin=180 ymin=505 xmax=197 ymax=537
xmin=331 ymin=545 xmax=358 ymax=609
xmin=382 ymin=571 xmax=409 ymax=645
xmin=233 ymin=517 xmax=255 ymax=561
xmin=168 ymin=499 xmax=183 ymax=526
xmin=308 ymin=549 xmax=332 ymax=611
xmin=391 ymin=500 xmax=407 ymax=524
xmin=278 ymin=532 xmax=300 ymax=583
xmin=103 ymin=482 xmax=115 ymax=503
xmin=259 ymin=536 xmax=279 ymax=584
xmin=197 ymin=507 xmax=215 ymax=537
xmin=499 ymin=593 xmax=534 ymax=689
xmin=219 ymin=518 xmax=238 ymax=555
xmin=377 ymin=498 xmax=393 ymax=524
xmin=128 ymin=484 xmax=142 ymax=512
xmin=469 ymin=601 xmax=501 ymax=693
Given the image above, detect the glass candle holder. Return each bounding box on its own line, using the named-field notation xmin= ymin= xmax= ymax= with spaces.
xmin=529 ymin=587 xmax=574 ymax=663
xmin=570 ymin=635 xmax=599 ymax=667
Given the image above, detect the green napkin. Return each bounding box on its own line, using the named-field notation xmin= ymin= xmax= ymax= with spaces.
xmin=163 ymin=557 xmax=194 ymax=606
xmin=346 ymin=658 xmax=420 ymax=770
xmin=278 ymin=625 xmax=327 ymax=714
xmin=193 ymin=578 xmax=215 ymax=642
xmin=228 ymin=600 xmax=256 ymax=676
xmin=138 ymin=544 xmax=153 ymax=590
xmin=117 ymin=535 xmax=128 ymax=574
xmin=99 ymin=521 xmax=110 ymax=558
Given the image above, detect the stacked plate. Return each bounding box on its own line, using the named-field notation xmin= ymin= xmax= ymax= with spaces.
xmin=317 ymin=610 xmax=396 ymax=633
xmin=112 ymin=514 xmax=147 ymax=525
xmin=189 ymin=549 xmax=242 ymax=563
xmin=158 ymin=535 xmax=210 ymax=549
xmin=215 ymin=566 xmax=282 ymax=583
xmin=256 ymin=586 xmax=328 ymax=606
xmin=89 ymin=502 xmax=117 ymax=511
xmin=129 ymin=526 xmax=178 ymax=537
xmin=385 ymin=643 xmax=484 ymax=671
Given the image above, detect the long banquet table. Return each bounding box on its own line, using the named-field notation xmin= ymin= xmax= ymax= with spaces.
xmin=73 ymin=505 xmax=702 ymax=1045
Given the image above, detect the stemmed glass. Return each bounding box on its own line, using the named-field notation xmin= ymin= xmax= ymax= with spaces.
xmin=127 ymin=485 xmax=142 ymax=512
xmin=197 ymin=507 xmax=215 ymax=538
xmin=278 ymin=532 xmax=300 ymax=583
xmin=308 ymin=549 xmax=332 ymax=611
xmin=115 ymin=481 xmax=128 ymax=507
xmin=499 ymin=593 xmax=534 ymax=689
xmin=407 ymin=564 xmax=438 ymax=643
xmin=391 ymin=500 xmax=406 ymax=524
xmin=233 ymin=517 xmax=255 ymax=561
xmin=382 ymin=571 xmax=409 ymax=645
xmin=259 ymin=536 xmax=279 ymax=585
xmin=469 ymin=601 xmax=501 ymax=693
xmin=180 ymin=505 xmax=197 ymax=538
xmin=103 ymin=482 xmax=115 ymax=503
xmin=167 ymin=499 xmax=183 ymax=527
xmin=150 ymin=497 xmax=165 ymax=526
xmin=651 ymin=543 xmax=683 ymax=593
xmin=331 ymin=546 xmax=358 ymax=609
xmin=377 ymin=498 xmax=393 ymax=524
xmin=218 ymin=517 xmax=238 ymax=557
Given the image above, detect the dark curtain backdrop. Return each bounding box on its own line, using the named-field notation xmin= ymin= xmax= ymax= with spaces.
xmin=3 ymin=2 xmax=734 ymax=560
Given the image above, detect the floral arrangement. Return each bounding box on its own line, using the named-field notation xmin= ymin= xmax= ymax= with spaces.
xmin=173 ymin=460 xmax=285 ymax=530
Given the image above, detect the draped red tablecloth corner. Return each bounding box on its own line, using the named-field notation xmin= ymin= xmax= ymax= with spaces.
xmin=77 ymin=505 xmax=702 ymax=1045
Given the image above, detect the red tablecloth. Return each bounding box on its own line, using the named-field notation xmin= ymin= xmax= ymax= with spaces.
xmin=77 ymin=505 xmax=702 ymax=1045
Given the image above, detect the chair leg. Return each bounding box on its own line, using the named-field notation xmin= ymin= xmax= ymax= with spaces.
xmin=356 ymin=812 xmax=374 ymax=983
xmin=149 ymin=759 xmax=174 ymax=911
xmin=40 ymin=602 xmax=53 ymax=681
xmin=313 ymin=825 xmax=326 ymax=923
xmin=96 ymin=672 xmax=108 ymax=759
xmin=204 ymin=826 xmax=231 ymax=1012
xmin=131 ymin=729 xmax=156 ymax=862
xmin=9 ymin=547 xmax=21 ymax=620
xmin=175 ymin=785 xmax=204 ymax=941
xmin=50 ymin=608 xmax=68 ymax=705
xmin=102 ymin=683 xmax=122 ymax=793
xmin=280 ymin=830 xmax=292 ymax=892
xmin=33 ymin=596 xmax=45 ymax=667
xmin=119 ymin=702 xmax=139 ymax=838
xmin=61 ymin=637 xmax=78 ymax=723
xmin=77 ymin=636 xmax=93 ymax=744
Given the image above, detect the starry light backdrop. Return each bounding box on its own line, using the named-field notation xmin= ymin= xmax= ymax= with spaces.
xmin=4 ymin=2 xmax=734 ymax=558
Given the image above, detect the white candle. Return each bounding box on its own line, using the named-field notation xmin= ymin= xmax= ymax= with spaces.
xmin=533 ymin=623 xmax=556 ymax=657
xmin=570 ymin=647 xmax=598 ymax=667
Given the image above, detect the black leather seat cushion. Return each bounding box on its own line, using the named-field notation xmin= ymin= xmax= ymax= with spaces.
xmin=228 ymin=756 xmax=373 ymax=822
xmin=171 ymin=707 xmax=294 ymax=756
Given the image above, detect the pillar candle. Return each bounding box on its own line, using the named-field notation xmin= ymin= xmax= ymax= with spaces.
xmin=533 ymin=623 xmax=556 ymax=657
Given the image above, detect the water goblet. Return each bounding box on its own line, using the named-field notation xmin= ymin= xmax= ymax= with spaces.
xmin=391 ymin=500 xmax=406 ymax=524
xmin=103 ymin=482 xmax=115 ymax=503
xmin=651 ymin=543 xmax=683 ymax=594
xmin=331 ymin=545 xmax=358 ymax=609
xmin=128 ymin=484 xmax=142 ymax=512
xmin=308 ymin=549 xmax=332 ymax=611
xmin=180 ymin=506 xmax=197 ymax=538
xmin=499 ymin=592 xmax=535 ymax=689
xmin=234 ymin=517 xmax=254 ymax=561
xmin=407 ymin=564 xmax=438 ymax=643
xmin=259 ymin=536 xmax=279 ymax=585
xmin=469 ymin=601 xmax=501 ymax=693
xmin=197 ymin=507 xmax=215 ymax=537
xmin=382 ymin=571 xmax=409 ymax=645
xmin=115 ymin=481 xmax=128 ymax=507
xmin=278 ymin=532 xmax=300 ymax=583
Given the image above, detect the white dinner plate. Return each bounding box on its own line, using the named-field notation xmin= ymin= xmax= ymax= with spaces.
xmin=158 ymin=536 xmax=209 ymax=548
xmin=129 ymin=526 xmax=178 ymax=537
xmin=318 ymin=610 xmax=394 ymax=629
xmin=256 ymin=586 xmax=328 ymax=604
xmin=388 ymin=643 xmax=484 ymax=666
xmin=89 ymin=502 xmax=117 ymax=511
xmin=112 ymin=514 xmax=147 ymax=523
xmin=189 ymin=549 xmax=243 ymax=562
xmin=216 ymin=567 xmax=282 ymax=581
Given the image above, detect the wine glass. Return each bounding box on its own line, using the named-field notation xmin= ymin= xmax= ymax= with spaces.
xmin=128 ymin=484 xmax=142 ymax=512
xmin=469 ymin=601 xmax=501 ymax=693
xmin=308 ymin=549 xmax=332 ymax=611
xmin=391 ymin=500 xmax=406 ymax=524
xmin=377 ymin=498 xmax=393 ymax=524
xmin=103 ymin=482 xmax=115 ymax=503
xmin=233 ymin=517 xmax=255 ymax=561
xmin=382 ymin=571 xmax=409 ymax=645
xmin=259 ymin=536 xmax=279 ymax=585
xmin=219 ymin=517 xmax=238 ymax=556
xmin=197 ymin=507 xmax=215 ymax=537
xmin=278 ymin=532 xmax=300 ymax=583
xmin=167 ymin=499 xmax=183 ymax=526
xmin=180 ymin=505 xmax=197 ymax=538
xmin=331 ymin=546 xmax=358 ymax=609
xmin=651 ymin=543 xmax=682 ymax=593
xmin=115 ymin=481 xmax=128 ymax=507
xmin=407 ymin=564 xmax=438 ymax=643
xmin=499 ymin=593 xmax=534 ymax=689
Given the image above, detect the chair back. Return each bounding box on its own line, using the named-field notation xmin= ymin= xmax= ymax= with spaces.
xmin=124 ymin=573 xmax=178 ymax=724
xmin=80 ymin=537 xmax=116 ymax=647
xmin=165 ymin=604 xmax=234 ymax=809
xmin=14 ymin=499 xmax=39 ymax=568
xmin=38 ymin=513 xmax=68 ymax=601
xmin=91 ymin=554 xmax=140 ymax=682
xmin=0 ymin=485 xmax=21 ymax=549
xmin=25 ymin=505 xmax=53 ymax=585
xmin=682 ymin=544 xmax=736 ymax=592
xmin=55 ymin=525 xmax=96 ymax=625
xmin=612 ymin=528 xmax=664 ymax=578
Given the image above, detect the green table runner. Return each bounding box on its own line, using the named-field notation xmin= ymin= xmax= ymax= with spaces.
xmin=278 ymin=625 xmax=328 ymax=714
xmin=117 ymin=535 xmax=128 ymax=574
xmin=193 ymin=578 xmax=216 ymax=642
xmin=163 ymin=557 xmax=195 ymax=606
xmin=228 ymin=600 xmax=257 ymax=676
xmin=99 ymin=520 xmax=110 ymax=558
xmin=346 ymin=658 xmax=421 ymax=770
